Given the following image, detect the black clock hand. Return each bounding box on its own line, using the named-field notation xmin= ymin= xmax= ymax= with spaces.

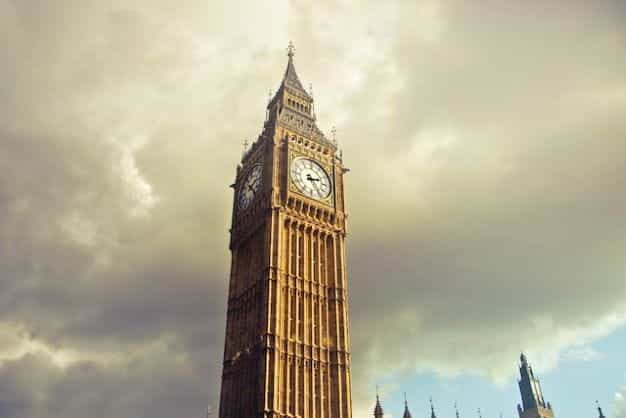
xmin=306 ymin=174 xmax=320 ymax=182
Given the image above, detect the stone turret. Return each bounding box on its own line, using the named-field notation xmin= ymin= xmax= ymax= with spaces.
xmin=517 ymin=353 xmax=555 ymax=418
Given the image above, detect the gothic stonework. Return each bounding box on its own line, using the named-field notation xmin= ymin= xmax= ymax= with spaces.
xmin=218 ymin=44 xmax=353 ymax=418
xmin=371 ymin=354 xmax=562 ymax=418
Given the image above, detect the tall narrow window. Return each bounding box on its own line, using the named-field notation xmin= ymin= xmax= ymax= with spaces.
xmin=312 ymin=239 xmax=317 ymax=283
xmin=290 ymin=232 xmax=296 ymax=274
xmin=298 ymin=235 xmax=304 ymax=278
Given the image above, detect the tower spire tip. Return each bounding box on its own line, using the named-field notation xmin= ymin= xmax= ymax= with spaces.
xmin=287 ymin=41 xmax=295 ymax=58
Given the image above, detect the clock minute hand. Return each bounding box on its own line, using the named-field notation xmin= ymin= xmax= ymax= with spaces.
xmin=306 ymin=174 xmax=320 ymax=182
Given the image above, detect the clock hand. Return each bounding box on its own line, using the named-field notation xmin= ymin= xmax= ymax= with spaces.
xmin=306 ymin=174 xmax=320 ymax=182
xmin=310 ymin=180 xmax=322 ymax=196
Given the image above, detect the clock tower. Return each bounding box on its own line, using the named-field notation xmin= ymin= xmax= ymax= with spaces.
xmin=218 ymin=43 xmax=353 ymax=418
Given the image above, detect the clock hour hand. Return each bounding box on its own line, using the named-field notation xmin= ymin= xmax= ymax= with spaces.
xmin=306 ymin=174 xmax=320 ymax=182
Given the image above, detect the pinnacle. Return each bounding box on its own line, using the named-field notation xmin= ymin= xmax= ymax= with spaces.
xmin=280 ymin=42 xmax=311 ymax=99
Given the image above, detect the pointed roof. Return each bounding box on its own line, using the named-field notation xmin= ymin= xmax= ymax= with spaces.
xmin=403 ymin=393 xmax=412 ymax=418
xmin=374 ymin=386 xmax=384 ymax=417
xmin=279 ymin=41 xmax=312 ymax=99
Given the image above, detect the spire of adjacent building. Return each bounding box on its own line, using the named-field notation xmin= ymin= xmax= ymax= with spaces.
xmin=430 ymin=397 xmax=437 ymax=418
xmin=374 ymin=386 xmax=384 ymax=418
xmin=518 ymin=353 xmax=548 ymax=410
xmin=403 ymin=393 xmax=412 ymax=418
xmin=596 ymin=401 xmax=606 ymax=418
xmin=521 ymin=352 xmax=528 ymax=366
xmin=517 ymin=353 xmax=555 ymax=418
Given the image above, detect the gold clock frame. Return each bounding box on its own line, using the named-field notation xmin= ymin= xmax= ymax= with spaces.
xmin=288 ymin=151 xmax=335 ymax=207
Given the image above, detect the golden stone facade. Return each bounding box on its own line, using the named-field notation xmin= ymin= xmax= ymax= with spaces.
xmin=218 ymin=45 xmax=353 ymax=418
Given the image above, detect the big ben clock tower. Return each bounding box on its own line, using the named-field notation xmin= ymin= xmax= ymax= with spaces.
xmin=218 ymin=43 xmax=353 ymax=418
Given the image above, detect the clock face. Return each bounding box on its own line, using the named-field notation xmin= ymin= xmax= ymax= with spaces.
xmin=290 ymin=157 xmax=332 ymax=200
xmin=238 ymin=164 xmax=262 ymax=211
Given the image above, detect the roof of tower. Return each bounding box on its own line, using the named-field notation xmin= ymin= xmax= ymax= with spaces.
xmin=277 ymin=41 xmax=312 ymax=100
xmin=264 ymin=42 xmax=336 ymax=149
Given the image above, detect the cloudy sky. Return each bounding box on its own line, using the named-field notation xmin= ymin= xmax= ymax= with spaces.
xmin=1 ymin=1 xmax=626 ymax=418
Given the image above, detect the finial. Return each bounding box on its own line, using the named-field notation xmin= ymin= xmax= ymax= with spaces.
xmin=430 ymin=397 xmax=436 ymax=418
xmin=404 ymin=392 xmax=407 ymax=407
xmin=478 ymin=408 xmax=482 ymax=418
xmin=596 ymin=400 xmax=605 ymax=418
xmin=331 ymin=126 xmax=337 ymax=145
xmin=520 ymin=352 xmax=528 ymax=365
xmin=376 ymin=384 xmax=379 ymax=401
xmin=287 ymin=41 xmax=295 ymax=58
xmin=268 ymin=89 xmax=272 ymax=103
xmin=455 ymin=401 xmax=460 ymax=418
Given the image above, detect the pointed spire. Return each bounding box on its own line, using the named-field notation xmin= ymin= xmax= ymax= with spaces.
xmin=279 ymin=41 xmax=310 ymax=98
xmin=596 ymin=401 xmax=605 ymax=418
xmin=402 ymin=393 xmax=412 ymax=418
xmin=430 ymin=397 xmax=437 ymax=418
xmin=520 ymin=352 xmax=528 ymax=365
xmin=455 ymin=402 xmax=460 ymax=418
xmin=373 ymin=385 xmax=384 ymax=418
xmin=518 ymin=353 xmax=549 ymax=411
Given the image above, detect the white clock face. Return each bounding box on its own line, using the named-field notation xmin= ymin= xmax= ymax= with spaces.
xmin=291 ymin=157 xmax=332 ymax=200
xmin=238 ymin=164 xmax=262 ymax=210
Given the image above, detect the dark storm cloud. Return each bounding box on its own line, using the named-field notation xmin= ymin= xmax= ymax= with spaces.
xmin=1 ymin=1 xmax=625 ymax=417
